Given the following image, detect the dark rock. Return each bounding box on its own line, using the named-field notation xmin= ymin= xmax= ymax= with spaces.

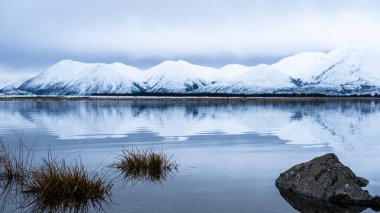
xmin=278 ymin=188 xmax=368 ymax=213
xmin=355 ymin=177 xmax=369 ymax=187
xmin=275 ymin=153 xmax=380 ymax=209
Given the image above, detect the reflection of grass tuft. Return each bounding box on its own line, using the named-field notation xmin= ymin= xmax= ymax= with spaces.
xmin=110 ymin=147 xmax=178 ymax=184
xmin=23 ymin=152 xmax=112 ymax=212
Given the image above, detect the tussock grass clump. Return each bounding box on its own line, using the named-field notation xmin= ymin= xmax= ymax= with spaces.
xmin=0 ymin=137 xmax=34 ymax=212
xmin=0 ymin=140 xmax=34 ymax=184
xmin=0 ymin=135 xmax=112 ymax=212
xmin=110 ymin=147 xmax=178 ymax=184
xmin=23 ymin=154 xmax=112 ymax=212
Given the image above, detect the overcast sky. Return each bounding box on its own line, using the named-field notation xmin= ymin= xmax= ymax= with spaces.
xmin=1 ymin=0 xmax=380 ymax=74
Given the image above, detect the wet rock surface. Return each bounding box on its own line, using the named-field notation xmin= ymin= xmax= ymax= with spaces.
xmin=276 ymin=153 xmax=380 ymax=210
xmin=278 ymin=188 xmax=368 ymax=213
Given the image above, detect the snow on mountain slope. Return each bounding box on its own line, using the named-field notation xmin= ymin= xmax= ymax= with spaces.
xmin=202 ymin=64 xmax=294 ymax=94
xmin=19 ymin=60 xmax=144 ymax=95
xmin=1 ymin=76 xmax=29 ymax=89
xmin=62 ymin=64 xmax=142 ymax=95
xmin=0 ymin=78 xmax=8 ymax=88
xmin=108 ymin=62 xmax=143 ymax=81
xmin=217 ymin=64 xmax=251 ymax=79
xmin=31 ymin=60 xmax=89 ymax=83
xmin=18 ymin=60 xmax=90 ymax=94
xmin=0 ymin=75 xmax=31 ymax=88
xmin=7 ymin=45 xmax=380 ymax=96
xmin=271 ymin=52 xmax=327 ymax=79
xmin=235 ymin=65 xmax=293 ymax=88
xmin=302 ymin=46 xmax=380 ymax=87
xmin=143 ymin=60 xmax=218 ymax=92
xmin=0 ymin=75 xmax=32 ymax=95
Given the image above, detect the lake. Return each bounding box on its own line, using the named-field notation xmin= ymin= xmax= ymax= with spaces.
xmin=1 ymin=99 xmax=380 ymax=212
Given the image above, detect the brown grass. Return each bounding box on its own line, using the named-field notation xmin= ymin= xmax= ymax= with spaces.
xmin=110 ymin=147 xmax=178 ymax=184
xmin=0 ymin=139 xmax=34 ymax=184
xmin=23 ymin=152 xmax=112 ymax=212
xmin=0 ymin=136 xmax=112 ymax=212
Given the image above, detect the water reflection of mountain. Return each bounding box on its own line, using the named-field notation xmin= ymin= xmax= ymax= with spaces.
xmin=1 ymin=100 xmax=380 ymax=151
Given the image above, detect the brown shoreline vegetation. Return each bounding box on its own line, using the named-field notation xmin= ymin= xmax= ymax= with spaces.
xmin=0 ymin=138 xmax=179 ymax=212
xmin=1 ymin=95 xmax=380 ymax=102
xmin=0 ymin=140 xmax=112 ymax=212
xmin=0 ymin=140 xmax=34 ymax=185
xmin=23 ymin=152 xmax=113 ymax=212
xmin=109 ymin=147 xmax=179 ymax=185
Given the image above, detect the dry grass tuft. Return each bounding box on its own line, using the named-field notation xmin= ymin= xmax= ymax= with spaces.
xmin=0 ymin=139 xmax=34 ymax=184
xmin=110 ymin=147 xmax=178 ymax=184
xmin=0 ymin=133 xmax=113 ymax=212
xmin=23 ymin=152 xmax=112 ymax=212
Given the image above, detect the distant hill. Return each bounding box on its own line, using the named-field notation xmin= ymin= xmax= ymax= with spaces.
xmin=2 ymin=46 xmax=380 ymax=96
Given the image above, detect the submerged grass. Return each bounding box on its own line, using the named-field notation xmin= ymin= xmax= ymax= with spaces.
xmin=110 ymin=147 xmax=178 ymax=184
xmin=23 ymin=152 xmax=112 ymax=212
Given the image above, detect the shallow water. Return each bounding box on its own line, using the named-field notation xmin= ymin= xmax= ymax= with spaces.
xmin=1 ymin=100 xmax=380 ymax=212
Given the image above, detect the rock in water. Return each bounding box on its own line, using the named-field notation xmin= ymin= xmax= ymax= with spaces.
xmin=278 ymin=188 xmax=368 ymax=213
xmin=275 ymin=153 xmax=380 ymax=208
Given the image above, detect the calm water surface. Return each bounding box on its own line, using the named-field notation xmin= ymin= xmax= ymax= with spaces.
xmin=1 ymin=100 xmax=380 ymax=212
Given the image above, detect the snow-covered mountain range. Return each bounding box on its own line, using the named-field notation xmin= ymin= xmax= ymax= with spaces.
xmin=2 ymin=46 xmax=380 ymax=96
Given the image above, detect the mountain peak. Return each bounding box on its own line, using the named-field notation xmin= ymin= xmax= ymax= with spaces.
xmin=6 ymin=46 xmax=380 ymax=96
xmin=153 ymin=60 xmax=194 ymax=69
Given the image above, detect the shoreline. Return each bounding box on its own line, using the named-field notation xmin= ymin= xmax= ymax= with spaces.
xmin=1 ymin=95 xmax=380 ymax=102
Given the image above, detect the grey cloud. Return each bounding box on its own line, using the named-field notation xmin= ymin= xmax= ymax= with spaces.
xmin=1 ymin=0 xmax=380 ymax=72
